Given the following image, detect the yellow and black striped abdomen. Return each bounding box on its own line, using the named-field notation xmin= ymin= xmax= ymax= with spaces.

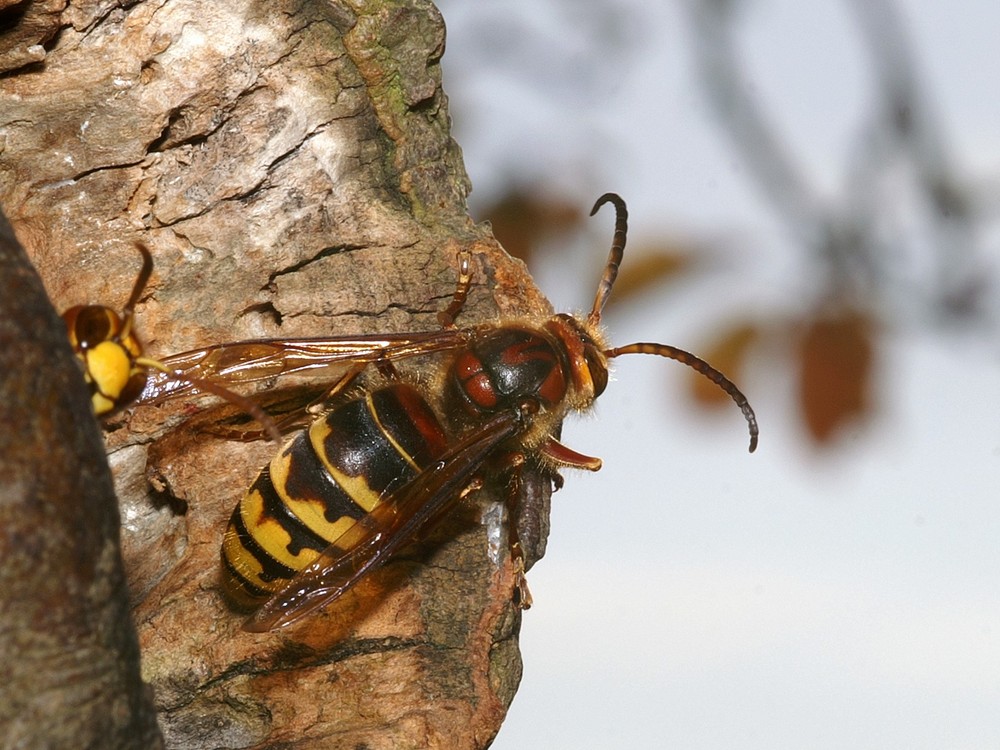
xmin=221 ymin=383 xmax=450 ymax=605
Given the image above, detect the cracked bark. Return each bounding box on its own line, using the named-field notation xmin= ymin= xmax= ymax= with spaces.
xmin=0 ymin=1 xmax=551 ymax=748
xmin=0 ymin=209 xmax=163 ymax=749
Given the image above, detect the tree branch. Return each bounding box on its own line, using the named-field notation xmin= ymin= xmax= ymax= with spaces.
xmin=0 ymin=209 xmax=163 ymax=748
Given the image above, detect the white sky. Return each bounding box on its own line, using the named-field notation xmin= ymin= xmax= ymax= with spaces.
xmin=435 ymin=1 xmax=1000 ymax=747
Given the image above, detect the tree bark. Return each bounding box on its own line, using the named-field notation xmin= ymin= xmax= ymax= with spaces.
xmin=0 ymin=1 xmax=550 ymax=747
xmin=0 ymin=211 xmax=163 ymax=746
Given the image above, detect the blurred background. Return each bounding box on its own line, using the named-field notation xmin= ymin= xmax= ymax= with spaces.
xmin=434 ymin=0 xmax=1000 ymax=748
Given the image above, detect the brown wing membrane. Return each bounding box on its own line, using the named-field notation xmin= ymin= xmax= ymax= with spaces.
xmin=138 ymin=328 xmax=474 ymax=404
xmin=244 ymin=410 xmax=524 ymax=632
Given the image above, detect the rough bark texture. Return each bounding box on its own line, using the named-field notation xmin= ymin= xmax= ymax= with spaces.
xmin=0 ymin=212 xmax=163 ymax=747
xmin=0 ymin=1 xmax=551 ymax=748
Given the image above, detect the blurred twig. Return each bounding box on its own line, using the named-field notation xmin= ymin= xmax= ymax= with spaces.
xmin=686 ymin=0 xmax=988 ymax=322
xmin=685 ymin=0 xmax=994 ymax=442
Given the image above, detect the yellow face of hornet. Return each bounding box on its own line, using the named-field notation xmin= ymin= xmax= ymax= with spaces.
xmin=64 ymin=303 xmax=147 ymax=415
xmin=61 ymin=244 xmax=279 ymax=432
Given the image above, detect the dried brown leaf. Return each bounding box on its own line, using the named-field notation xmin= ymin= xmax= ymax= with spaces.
xmin=798 ymin=310 xmax=876 ymax=443
xmin=481 ymin=188 xmax=583 ymax=265
xmin=606 ymin=244 xmax=693 ymax=307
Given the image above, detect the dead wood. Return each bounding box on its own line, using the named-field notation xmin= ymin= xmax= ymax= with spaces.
xmin=0 ymin=1 xmax=551 ymax=748
xmin=0 ymin=210 xmax=163 ymax=747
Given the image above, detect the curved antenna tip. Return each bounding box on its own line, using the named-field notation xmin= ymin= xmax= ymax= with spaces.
xmin=588 ymin=193 xmax=629 ymax=323
xmin=590 ymin=192 xmax=625 ymax=216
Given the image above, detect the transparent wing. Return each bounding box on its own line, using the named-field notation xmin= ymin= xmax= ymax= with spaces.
xmin=244 ymin=411 xmax=523 ymax=632
xmin=138 ymin=328 xmax=474 ymax=404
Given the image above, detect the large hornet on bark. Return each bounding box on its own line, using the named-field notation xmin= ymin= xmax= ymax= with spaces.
xmin=135 ymin=193 xmax=758 ymax=631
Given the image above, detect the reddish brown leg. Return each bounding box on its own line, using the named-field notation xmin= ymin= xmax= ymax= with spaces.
xmin=501 ymin=452 xmax=533 ymax=609
xmin=437 ymin=247 xmax=473 ymax=329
